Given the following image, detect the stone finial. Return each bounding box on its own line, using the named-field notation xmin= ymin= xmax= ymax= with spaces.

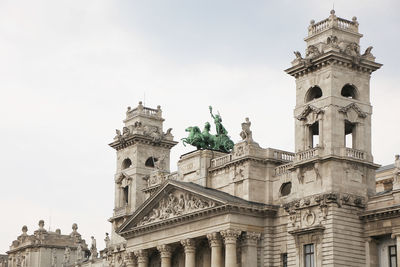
xmin=38 ymin=220 xmax=44 ymax=228
xmin=21 ymin=225 xmax=28 ymax=235
xmin=55 ymin=229 xmax=61 ymax=234
xmin=137 ymin=101 xmax=144 ymax=111
xmin=72 ymin=223 xmax=78 ymax=231
xmin=395 ymin=154 xmax=399 ymax=161
xmin=330 ymin=9 xmax=335 ymax=15
xmin=352 ymin=16 xmax=357 ymax=22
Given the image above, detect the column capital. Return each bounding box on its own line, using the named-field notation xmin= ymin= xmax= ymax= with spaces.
xmin=134 ymin=249 xmax=148 ymax=264
xmin=220 ymin=229 xmax=242 ymax=244
xmin=241 ymin=231 xmax=261 ymax=246
xmin=157 ymin=244 xmax=173 ymax=258
xmin=181 ymin=238 xmax=196 ymax=253
xmin=207 ymin=232 xmax=223 ymax=247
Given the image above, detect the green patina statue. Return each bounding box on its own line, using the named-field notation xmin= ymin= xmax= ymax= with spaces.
xmin=182 ymin=106 xmax=234 ymax=153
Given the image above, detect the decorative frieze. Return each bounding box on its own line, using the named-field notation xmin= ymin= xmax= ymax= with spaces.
xmin=137 ymin=191 xmax=216 ymax=226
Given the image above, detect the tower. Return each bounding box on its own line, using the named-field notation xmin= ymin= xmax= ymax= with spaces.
xmin=284 ymin=11 xmax=382 ymax=266
xmin=285 ymin=10 xmax=382 ymax=198
xmin=108 ymin=102 xmax=178 ymax=244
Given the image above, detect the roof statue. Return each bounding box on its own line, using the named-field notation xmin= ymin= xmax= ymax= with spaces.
xmin=181 ymin=106 xmax=234 ymax=153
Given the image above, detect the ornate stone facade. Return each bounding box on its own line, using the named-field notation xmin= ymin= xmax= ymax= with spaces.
xmin=6 ymin=10 xmax=400 ymax=267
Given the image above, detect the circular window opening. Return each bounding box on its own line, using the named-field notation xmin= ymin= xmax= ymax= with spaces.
xmin=306 ymin=86 xmax=323 ymax=102
xmin=145 ymin=157 xmax=158 ymax=168
xmin=341 ymin=84 xmax=358 ymax=99
xmin=122 ymin=158 xmax=132 ymax=169
xmin=280 ymin=182 xmax=292 ymax=197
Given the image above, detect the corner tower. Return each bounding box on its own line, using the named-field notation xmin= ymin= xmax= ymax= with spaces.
xmin=285 ymin=10 xmax=382 ymax=197
xmin=108 ymin=102 xmax=178 ymax=244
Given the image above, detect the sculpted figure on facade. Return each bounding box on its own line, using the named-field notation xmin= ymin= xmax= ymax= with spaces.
xmin=137 ymin=192 xmax=216 ymax=226
xmin=104 ymin=232 xmax=110 ymax=248
xmin=240 ymin=117 xmax=253 ymax=143
xmin=90 ymin=236 xmax=98 ymax=259
xmin=76 ymin=243 xmax=84 ymax=261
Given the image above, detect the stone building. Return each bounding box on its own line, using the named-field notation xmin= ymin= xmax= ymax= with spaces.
xmin=6 ymin=10 xmax=400 ymax=267
xmin=7 ymin=221 xmax=89 ymax=267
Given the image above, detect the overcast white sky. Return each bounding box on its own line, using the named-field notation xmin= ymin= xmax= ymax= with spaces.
xmin=0 ymin=0 xmax=399 ymax=254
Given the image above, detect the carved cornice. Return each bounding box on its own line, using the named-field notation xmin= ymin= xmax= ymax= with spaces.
xmin=338 ymin=103 xmax=367 ymax=118
xmin=360 ymin=205 xmax=400 ymax=221
xmin=285 ymin=50 xmax=382 ymax=78
xmin=282 ymin=192 xmax=365 ymax=215
xmin=109 ymin=134 xmax=178 ymax=151
xmin=288 ymin=225 xmax=325 ymax=236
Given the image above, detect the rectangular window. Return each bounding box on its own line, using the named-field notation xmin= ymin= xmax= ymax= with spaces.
xmin=389 ymin=245 xmax=397 ymax=267
xmin=282 ymin=253 xmax=288 ymax=267
xmin=304 ymin=244 xmax=315 ymax=267
xmin=123 ymin=186 xmax=129 ymax=204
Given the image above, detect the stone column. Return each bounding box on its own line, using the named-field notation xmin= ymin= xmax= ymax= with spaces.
xmin=207 ymin=232 xmax=223 ymax=267
xmin=240 ymin=232 xmax=260 ymax=267
xmin=134 ymin=250 xmax=148 ymax=267
xmin=221 ymin=229 xmax=242 ymax=267
xmin=157 ymin=244 xmax=173 ymax=267
xmin=181 ymin=238 xmax=196 ymax=267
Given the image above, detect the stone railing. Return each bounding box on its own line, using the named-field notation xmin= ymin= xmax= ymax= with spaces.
xmin=211 ymin=154 xmax=232 ymax=168
xmin=309 ymin=18 xmax=329 ymax=35
xmin=275 ymin=162 xmax=293 ymax=176
xmin=296 ymin=147 xmax=321 ymax=161
xmin=308 ymin=12 xmax=358 ymax=36
xmin=272 ymin=149 xmax=295 ymax=162
xmin=126 ymin=102 xmax=162 ymax=119
xmin=343 ymin=148 xmax=366 ymax=160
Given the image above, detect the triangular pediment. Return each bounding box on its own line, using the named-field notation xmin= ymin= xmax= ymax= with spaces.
xmin=338 ymin=103 xmax=367 ymax=120
xmin=118 ymin=181 xmax=227 ymax=234
xmin=296 ymin=105 xmax=324 ymax=123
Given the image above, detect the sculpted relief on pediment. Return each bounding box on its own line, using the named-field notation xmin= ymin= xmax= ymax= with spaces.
xmin=136 ymin=190 xmax=217 ymax=227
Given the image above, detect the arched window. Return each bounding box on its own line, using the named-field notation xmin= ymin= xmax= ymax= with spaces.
xmin=145 ymin=157 xmax=158 ymax=168
xmin=122 ymin=158 xmax=132 ymax=169
xmin=280 ymin=182 xmax=292 ymax=197
xmin=305 ymin=86 xmax=323 ymax=102
xmin=341 ymin=84 xmax=358 ymax=99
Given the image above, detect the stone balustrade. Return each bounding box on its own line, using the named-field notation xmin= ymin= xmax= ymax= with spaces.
xmin=275 ymin=162 xmax=293 ymax=176
xmin=272 ymin=149 xmax=295 ymax=162
xmin=342 ymin=147 xmax=366 ymax=160
xmin=126 ymin=101 xmax=162 ymax=120
xmin=210 ymin=148 xmax=294 ymax=169
xmin=129 ymin=229 xmax=260 ymax=267
xmin=295 ymin=147 xmax=321 ymax=161
xmin=308 ymin=11 xmax=358 ymax=36
xmin=211 ymin=154 xmax=232 ymax=168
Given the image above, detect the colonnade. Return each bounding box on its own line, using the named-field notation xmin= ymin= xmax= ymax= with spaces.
xmin=124 ymin=230 xmax=261 ymax=267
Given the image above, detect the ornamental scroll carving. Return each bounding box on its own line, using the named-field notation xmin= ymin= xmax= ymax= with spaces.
xmin=137 ymin=191 xmax=216 ymax=226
